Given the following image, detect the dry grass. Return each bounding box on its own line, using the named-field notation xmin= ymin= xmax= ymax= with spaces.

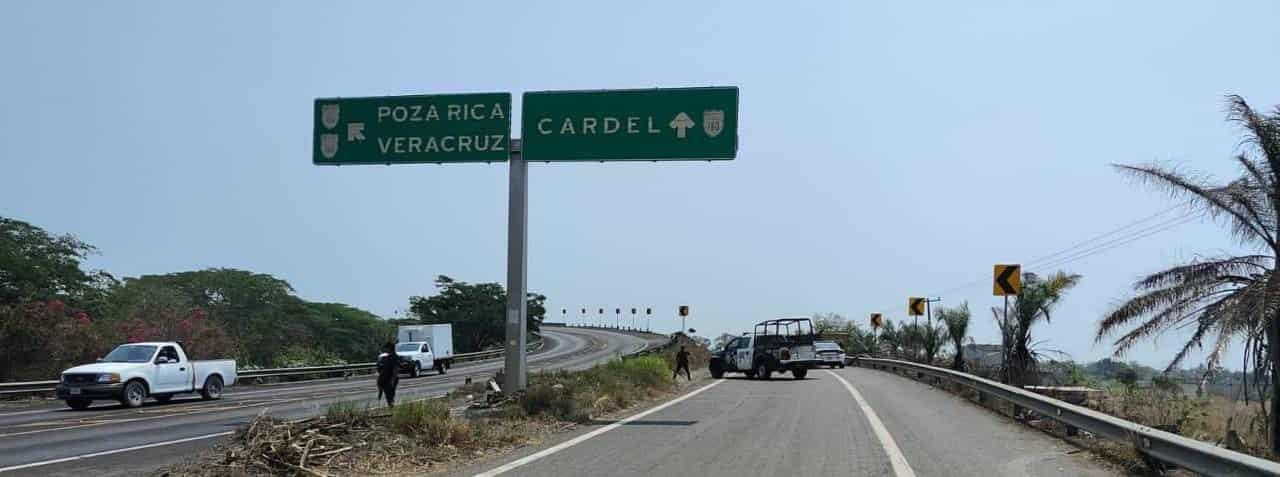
xmin=1090 ymin=386 xmax=1272 ymax=459
xmin=160 ymin=339 xmax=706 ymax=476
xmin=159 ymin=403 xmax=556 ymax=477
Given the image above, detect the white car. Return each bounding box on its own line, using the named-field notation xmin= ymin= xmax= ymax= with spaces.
xmin=57 ymin=342 xmax=236 ymax=410
xmin=815 ymin=341 xmax=846 ymax=368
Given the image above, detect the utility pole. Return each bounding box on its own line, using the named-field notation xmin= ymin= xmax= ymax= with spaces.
xmin=925 ymin=297 xmax=942 ymax=362
xmin=503 ymin=140 xmax=528 ymax=392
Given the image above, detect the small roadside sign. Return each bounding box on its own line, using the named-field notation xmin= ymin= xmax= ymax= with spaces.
xmin=678 ymin=305 xmax=690 ymax=317
xmin=994 ymin=264 xmax=1021 ymax=296
xmin=908 ymin=298 xmax=926 ymax=316
xmin=870 ymin=313 xmax=883 ymax=329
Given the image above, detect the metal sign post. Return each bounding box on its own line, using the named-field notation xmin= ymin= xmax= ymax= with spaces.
xmin=503 ymin=139 xmax=528 ymax=393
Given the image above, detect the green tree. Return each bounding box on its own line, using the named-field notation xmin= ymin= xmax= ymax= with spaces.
xmin=993 ymin=271 xmax=1081 ymax=385
xmin=0 ymin=217 xmax=113 ymax=306
xmin=304 ymin=302 xmax=395 ymax=363
xmin=1095 ymin=96 xmax=1280 ymax=453
xmin=407 ymin=276 xmax=543 ymax=353
xmin=0 ymin=218 xmax=113 ymax=380
xmin=812 ymin=312 xmax=848 ymax=335
xmin=111 ymin=269 xmax=309 ymax=366
xmin=937 ymin=302 xmax=972 ymax=371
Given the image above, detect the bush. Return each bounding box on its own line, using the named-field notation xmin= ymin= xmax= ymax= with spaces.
xmin=273 ymin=345 xmax=347 ymax=368
xmin=521 ymin=356 xmax=674 ymax=420
xmin=391 ymin=400 xmax=470 ymax=446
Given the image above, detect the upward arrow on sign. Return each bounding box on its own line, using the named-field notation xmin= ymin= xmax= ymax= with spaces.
xmin=669 ymin=112 xmax=694 ymax=138
xmin=994 ymin=264 xmax=1021 ymax=296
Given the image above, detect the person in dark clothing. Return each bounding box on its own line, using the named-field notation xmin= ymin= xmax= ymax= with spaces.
xmin=376 ymin=342 xmax=400 ymax=407
xmin=673 ymin=346 xmax=692 ymax=380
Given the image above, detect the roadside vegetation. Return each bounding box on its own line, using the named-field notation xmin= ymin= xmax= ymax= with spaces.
xmin=162 ymin=341 xmax=703 ymax=476
xmin=1094 ymin=95 xmax=1280 ymax=456
xmin=0 ymin=216 xmax=545 ymax=383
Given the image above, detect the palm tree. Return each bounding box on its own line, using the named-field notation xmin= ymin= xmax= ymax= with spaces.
xmin=993 ymin=271 xmax=1081 ymax=385
xmin=878 ymin=320 xmax=903 ymax=358
xmin=938 ymin=302 xmax=972 ymax=371
xmin=919 ymin=322 xmax=946 ymax=364
xmin=1096 ymin=95 xmax=1280 ymax=454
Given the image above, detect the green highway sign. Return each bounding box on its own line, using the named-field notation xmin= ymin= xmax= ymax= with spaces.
xmin=313 ymin=93 xmax=511 ymax=165
xmin=521 ymin=87 xmax=738 ymax=161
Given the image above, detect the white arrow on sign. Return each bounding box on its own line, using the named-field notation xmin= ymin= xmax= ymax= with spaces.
xmin=669 ymin=112 xmax=694 ymax=139
xmin=347 ymin=122 xmax=365 ymax=142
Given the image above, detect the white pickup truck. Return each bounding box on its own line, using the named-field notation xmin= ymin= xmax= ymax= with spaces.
xmin=56 ymin=341 xmax=236 ymax=410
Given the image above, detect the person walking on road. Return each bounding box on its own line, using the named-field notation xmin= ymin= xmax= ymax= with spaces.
xmin=376 ymin=342 xmax=400 ymax=407
xmin=673 ymin=346 xmax=692 ymax=381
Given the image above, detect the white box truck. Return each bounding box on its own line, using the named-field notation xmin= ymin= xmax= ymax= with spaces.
xmin=395 ymin=324 xmax=454 ymax=377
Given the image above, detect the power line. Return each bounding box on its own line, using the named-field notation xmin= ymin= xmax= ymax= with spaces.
xmin=1024 ymin=200 xmax=1193 ymax=268
xmin=869 ymin=202 xmax=1203 ymax=318
xmin=1030 ymin=211 xmax=1204 ymax=272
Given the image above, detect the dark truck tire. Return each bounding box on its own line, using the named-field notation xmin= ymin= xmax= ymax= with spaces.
xmin=436 ymin=361 xmax=446 ymax=375
xmin=66 ymin=398 xmax=92 ymax=410
xmin=793 ymin=367 xmax=808 ymax=379
xmin=121 ymin=380 xmax=147 ymax=408
xmin=754 ymin=362 xmax=771 ymax=380
xmin=706 ymin=360 xmax=727 ymax=378
xmin=200 ymin=375 xmax=224 ymax=400
xmin=409 ymin=363 xmax=420 ymax=378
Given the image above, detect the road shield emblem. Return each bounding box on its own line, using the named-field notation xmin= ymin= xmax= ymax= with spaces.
xmin=321 ymin=104 xmax=340 ymax=130
xmin=702 ymin=110 xmax=724 ymax=138
xmin=320 ymin=134 xmax=339 ymax=159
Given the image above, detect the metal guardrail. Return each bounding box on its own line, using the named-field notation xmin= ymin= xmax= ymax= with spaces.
xmin=0 ymin=339 xmax=544 ymax=395
xmin=858 ymin=357 xmax=1280 ymax=476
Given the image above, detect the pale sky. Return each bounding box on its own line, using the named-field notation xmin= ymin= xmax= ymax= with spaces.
xmin=3 ymin=1 xmax=1279 ymax=370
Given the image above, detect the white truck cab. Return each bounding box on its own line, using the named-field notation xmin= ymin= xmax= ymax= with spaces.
xmin=56 ymin=342 xmax=236 ymax=410
xmin=709 ymin=318 xmax=821 ymax=380
xmin=394 ymin=341 xmax=442 ymax=377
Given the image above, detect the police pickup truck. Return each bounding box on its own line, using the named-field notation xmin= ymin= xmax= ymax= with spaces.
xmin=56 ymin=342 xmax=236 ymax=410
xmin=709 ymin=318 xmax=821 ymax=380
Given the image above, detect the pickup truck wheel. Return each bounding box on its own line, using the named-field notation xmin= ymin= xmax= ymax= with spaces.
xmin=200 ymin=376 xmax=224 ymax=400
xmin=793 ymin=368 xmax=808 ymax=379
xmin=153 ymin=394 xmax=173 ymax=403
xmin=436 ymin=362 xmax=446 ymax=375
xmin=409 ymin=363 xmax=420 ymax=378
xmin=121 ymin=380 xmax=146 ymax=408
xmin=66 ymin=398 xmax=92 ymax=411
xmin=754 ymin=362 xmax=770 ymax=380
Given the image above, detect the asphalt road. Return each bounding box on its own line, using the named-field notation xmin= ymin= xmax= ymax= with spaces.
xmin=459 ymin=366 xmax=1119 ymax=477
xmin=0 ymin=327 xmax=664 ymax=476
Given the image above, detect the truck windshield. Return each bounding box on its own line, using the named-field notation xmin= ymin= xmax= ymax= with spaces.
xmin=396 ymin=343 xmax=419 ymax=352
xmin=103 ymin=345 xmax=158 ymax=363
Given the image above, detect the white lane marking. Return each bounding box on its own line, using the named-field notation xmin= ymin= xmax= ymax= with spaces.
xmin=0 ymin=431 xmax=233 ymax=473
xmin=474 ymin=379 xmax=724 ymax=477
xmin=827 ymin=370 xmax=917 ymax=477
